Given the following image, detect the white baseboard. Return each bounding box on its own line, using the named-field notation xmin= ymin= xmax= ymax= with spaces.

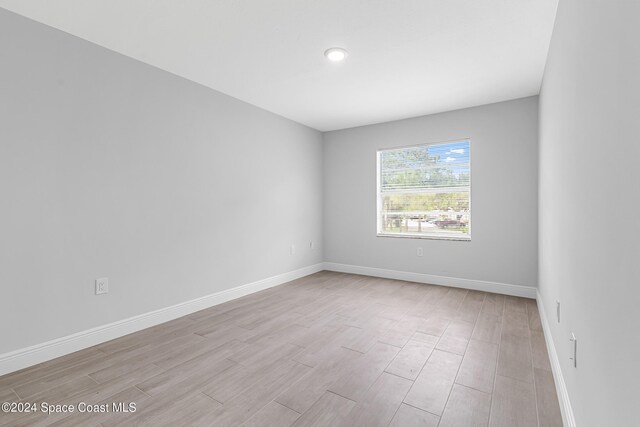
xmin=323 ymin=262 xmax=536 ymax=298
xmin=537 ymin=291 xmax=576 ymax=427
xmin=0 ymin=263 xmax=323 ymax=377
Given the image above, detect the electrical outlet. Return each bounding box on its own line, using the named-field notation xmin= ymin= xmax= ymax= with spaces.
xmin=556 ymin=300 xmax=561 ymax=323
xmin=95 ymin=277 xmax=109 ymax=295
xmin=569 ymin=333 xmax=577 ymax=367
xmin=416 ymin=247 xmax=423 ymax=257
xmin=290 ymin=244 xmax=295 ymax=255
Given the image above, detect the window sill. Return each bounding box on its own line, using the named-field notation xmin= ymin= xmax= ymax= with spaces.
xmin=376 ymin=233 xmax=471 ymax=241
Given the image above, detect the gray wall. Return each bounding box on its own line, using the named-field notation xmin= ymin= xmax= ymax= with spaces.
xmin=538 ymin=1 xmax=639 ymax=425
xmin=0 ymin=9 xmax=323 ymax=354
xmin=323 ymin=97 xmax=539 ymax=288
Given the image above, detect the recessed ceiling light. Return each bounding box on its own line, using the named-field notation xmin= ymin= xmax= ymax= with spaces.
xmin=324 ymin=47 xmax=348 ymax=62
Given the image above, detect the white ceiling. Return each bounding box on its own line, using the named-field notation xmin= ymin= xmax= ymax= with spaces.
xmin=0 ymin=1 xmax=558 ymax=131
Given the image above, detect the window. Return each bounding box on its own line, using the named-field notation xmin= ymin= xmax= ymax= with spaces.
xmin=377 ymin=139 xmax=471 ymax=240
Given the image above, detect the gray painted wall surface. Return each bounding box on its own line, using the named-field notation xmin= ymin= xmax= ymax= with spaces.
xmin=323 ymin=97 xmax=539 ymax=288
xmin=0 ymin=10 xmax=323 ymax=354
xmin=538 ymin=1 xmax=639 ymax=425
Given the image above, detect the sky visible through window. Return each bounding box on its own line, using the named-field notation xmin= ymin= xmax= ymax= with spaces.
xmin=426 ymin=139 xmax=470 ymax=180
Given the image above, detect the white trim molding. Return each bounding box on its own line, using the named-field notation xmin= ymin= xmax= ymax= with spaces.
xmin=537 ymin=291 xmax=576 ymax=427
xmin=323 ymin=262 xmax=536 ymax=298
xmin=0 ymin=263 xmax=323 ymax=377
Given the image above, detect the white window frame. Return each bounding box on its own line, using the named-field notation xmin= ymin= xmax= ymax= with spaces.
xmin=376 ymin=139 xmax=471 ymax=241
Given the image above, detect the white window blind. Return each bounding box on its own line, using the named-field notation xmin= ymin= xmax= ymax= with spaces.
xmin=377 ymin=139 xmax=471 ymax=240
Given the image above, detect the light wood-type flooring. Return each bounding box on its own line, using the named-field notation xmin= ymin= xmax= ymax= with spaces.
xmin=0 ymin=271 xmax=563 ymax=426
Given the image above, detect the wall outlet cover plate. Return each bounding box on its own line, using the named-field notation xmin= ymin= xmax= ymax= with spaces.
xmin=96 ymin=278 xmax=109 ymax=295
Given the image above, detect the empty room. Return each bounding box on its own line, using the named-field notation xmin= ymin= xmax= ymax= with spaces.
xmin=0 ymin=1 xmax=637 ymax=426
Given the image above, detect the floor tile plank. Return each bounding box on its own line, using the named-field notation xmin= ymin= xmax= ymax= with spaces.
xmin=455 ymin=339 xmax=499 ymax=393
xmin=276 ymin=347 xmax=360 ymax=414
xmin=496 ymin=333 xmax=534 ymax=384
xmin=205 ymin=360 xmax=311 ymax=427
xmin=440 ymin=384 xmax=491 ymax=427
xmin=385 ymin=340 xmax=434 ymax=380
xmin=534 ymin=368 xmax=563 ymax=427
xmin=388 ymin=403 xmax=440 ymax=427
xmin=403 ymin=349 xmax=463 ymax=416
xmin=471 ymin=312 xmax=502 ymax=344
xmin=328 ymin=342 xmax=399 ymax=402
xmin=291 ymin=391 xmax=356 ymax=427
xmin=489 ymin=375 xmax=538 ymax=427
xmin=435 ymin=320 xmax=474 ymax=355
xmin=344 ymin=372 xmax=413 ymax=427
xmin=241 ymin=401 xmax=301 ymax=427
xmin=530 ymin=330 xmax=552 ymax=371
